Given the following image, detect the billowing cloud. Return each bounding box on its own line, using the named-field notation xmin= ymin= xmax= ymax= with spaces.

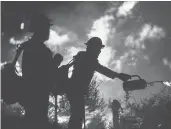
xmin=116 ymin=1 xmax=138 ymax=17
xmin=44 ymin=29 xmax=69 ymax=54
xmin=147 ymin=25 xmax=165 ymax=40
xmin=125 ymin=24 xmax=165 ymax=49
xmin=45 ymin=27 xmax=78 ymax=54
xmin=140 ymin=24 xmax=165 ymax=41
xmin=112 ymin=52 xmax=129 ymax=72
xmin=45 ymin=29 xmax=69 ymax=46
xmin=98 ymin=47 xmax=116 ymax=67
xmin=111 ymin=50 xmax=139 ymax=73
xmin=87 ymin=15 xmax=114 ymax=46
xmin=105 ymin=1 xmax=120 ymax=14
xmin=112 ymin=59 xmax=123 ymax=73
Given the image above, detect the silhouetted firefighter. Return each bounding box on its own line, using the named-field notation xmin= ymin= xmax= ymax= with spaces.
xmin=17 ymin=14 xmax=54 ymax=128
xmin=67 ymin=37 xmax=131 ymax=129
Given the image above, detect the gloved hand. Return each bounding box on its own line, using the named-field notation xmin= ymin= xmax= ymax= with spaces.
xmin=118 ymin=73 xmax=132 ymax=82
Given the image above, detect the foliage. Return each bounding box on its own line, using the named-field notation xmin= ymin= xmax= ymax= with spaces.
xmin=85 ymin=78 xmax=107 ymax=112
xmin=48 ymin=77 xmax=107 ymax=128
xmin=119 ymin=86 xmax=171 ymax=129
xmin=86 ymin=113 xmax=106 ymax=129
xmin=126 ymin=86 xmax=171 ymax=114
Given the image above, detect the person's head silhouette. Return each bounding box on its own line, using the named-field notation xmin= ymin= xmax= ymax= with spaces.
xmin=29 ymin=14 xmax=52 ymax=41
xmin=85 ymin=37 xmax=105 ymax=58
xmin=112 ymin=100 xmax=121 ymax=111
xmin=53 ymin=53 xmax=63 ymax=67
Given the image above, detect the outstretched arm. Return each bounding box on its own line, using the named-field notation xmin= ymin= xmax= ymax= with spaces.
xmin=96 ymin=63 xmax=131 ymax=81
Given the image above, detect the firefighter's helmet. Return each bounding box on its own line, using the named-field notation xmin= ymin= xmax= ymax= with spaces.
xmin=85 ymin=37 xmax=105 ymax=48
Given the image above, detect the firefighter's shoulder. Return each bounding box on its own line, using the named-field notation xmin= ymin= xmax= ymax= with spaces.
xmin=74 ymin=51 xmax=86 ymax=58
